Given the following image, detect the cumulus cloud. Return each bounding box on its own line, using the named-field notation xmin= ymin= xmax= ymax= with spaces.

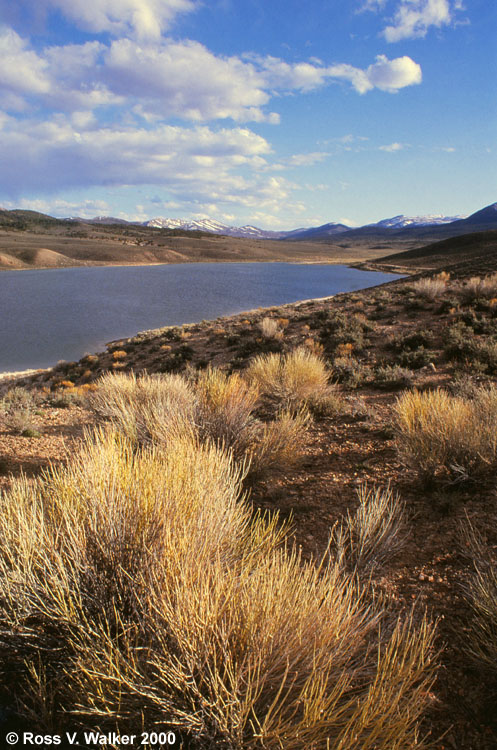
xmin=258 ymin=53 xmax=421 ymax=94
xmin=0 ymin=27 xmax=423 ymax=125
xmin=2 ymin=197 xmax=112 ymax=218
xmin=103 ymin=39 xmax=279 ymax=123
xmin=366 ymin=54 xmax=422 ymax=91
xmin=0 ymin=114 xmax=274 ymax=201
xmin=0 ymin=27 xmax=50 ymax=100
xmin=383 ymin=0 xmax=453 ymax=42
xmin=1 ymin=0 xmax=197 ymax=40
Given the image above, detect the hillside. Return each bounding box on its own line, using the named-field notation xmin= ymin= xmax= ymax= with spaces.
xmin=361 ymin=230 xmax=497 ymax=276
xmin=2 ymin=203 xmax=496 ymax=271
xmin=0 ymin=213 xmax=424 ymax=270
xmin=3 ymin=267 xmax=497 ymax=746
xmin=287 ymin=202 xmax=497 ymax=245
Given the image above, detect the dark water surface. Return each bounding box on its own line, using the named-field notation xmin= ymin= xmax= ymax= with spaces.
xmin=0 ymin=263 xmax=401 ymax=372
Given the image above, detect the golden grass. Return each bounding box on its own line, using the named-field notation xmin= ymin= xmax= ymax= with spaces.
xmin=89 ymin=370 xmax=308 ymax=477
xmin=194 ymin=368 xmax=260 ymax=460
xmin=333 ymin=484 xmax=408 ymax=573
xmin=0 ymin=429 xmax=436 ymax=746
xmin=88 ymin=371 xmax=195 ymax=445
xmin=460 ymin=519 xmax=497 ymax=673
xmin=458 ymin=272 xmax=497 ymax=302
xmin=245 ymin=347 xmax=337 ymax=416
xmin=259 ymin=317 xmax=283 ymax=340
xmin=393 ymin=386 xmax=497 ymax=481
xmin=411 ymin=273 xmax=449 ymax=301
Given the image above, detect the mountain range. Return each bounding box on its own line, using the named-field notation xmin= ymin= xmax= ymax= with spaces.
xmin=75 ymin=205 xmax=497 ymax=241
xmin=2 ymin=202 xmax=495 ymax=244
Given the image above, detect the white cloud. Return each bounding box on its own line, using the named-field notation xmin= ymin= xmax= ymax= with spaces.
xmin=379 ymin=141 xmax=405 ymax=151
xmin=104 ymin=38 xmax=279 ymax=123
xmin=0 ymin=27 xmax=423 ymax=126
xmin=258 ymin=53 xmax=421 ymax=95
xmin=2 ymin=197 xmax=112 ymax=218
xmin=357 ymin=0 xmax=387 ymax=11
xmin=0 ymin=115 xmax=286 ymax=213
xmin=6 ymin=0 xmax=197 ymax=40
xmin=365 ymin=54 xmax=422 ymax=91
xmin=383 ymin=0 xmax=453 ymax=42
xmin=0 ymin=27 xmax=50 ymax=100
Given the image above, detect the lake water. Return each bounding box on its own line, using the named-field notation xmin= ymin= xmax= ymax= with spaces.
xmin=0 ymin=263 xmax=401 ymax=372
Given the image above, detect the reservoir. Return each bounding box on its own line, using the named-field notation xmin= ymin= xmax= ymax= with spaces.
xmin=0 ymin=262 xmax=401 ymax=372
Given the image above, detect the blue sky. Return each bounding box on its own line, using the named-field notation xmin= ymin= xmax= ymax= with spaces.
xmin=0 ymin=0 xmax=495 ymax=228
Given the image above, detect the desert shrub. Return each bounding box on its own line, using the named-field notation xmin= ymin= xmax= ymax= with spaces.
xmin=0 ymin=429 xmax=436 ymax=746
xmin=156 ymin=343 xmax=195 ymax=373
xmin=89 ymin=371 xmax=195 ymax=445
xmin=398 ymin=348 xmax=434 ymax=370
xmin=0 ymin=386 xmax=36 ymax=413
xmin=259 ymin=316 xmax=283 ymax=340
xmin=332 ymin=356 xmax=372 ymax=389
xmin=0 ymin=387 xmax=38 ymax=434
xmin=375 ymin=365 xmax=414 ymax=390
xmin=90 ymin=371 xmax=308 ymax=477
xmin=247 ymin=408 xmax=310 ymax=479
xmin=458 ymin=273 xmax=497 ymax=304
xmin=193 ymin=368 xmax=260 ymax=460
xmin=394 ymin=386 xmax=497 ymax=482
xmin=445 ymin=322 xmax=497 ymax=373
xmin=412 ymin=272 xmax=450 ymax=301
xmin=49 ymin=386 xmax=92 ymax=408
xmin=436 ymin=297 xmax=460 ymax=315
xmin=457 ymin=309 xmax=497 ymax=335
xmin=444 ymin=321 xmax=476 ymax=361
xmin=245 ymin=347 xmax=336 ymax=414
xmin=461 ymin=520 xmax=497 ymax=672
xmin=333 ymin=485 xmax=408 ymax=573
xmin=316 ymin=310 xmax=373 ymax=354
xmin=389 ymin=329 xmax=434 ymax=353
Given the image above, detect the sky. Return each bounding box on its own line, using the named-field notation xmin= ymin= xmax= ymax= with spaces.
xmin=0 ymin=0 xmax=495 ymax=228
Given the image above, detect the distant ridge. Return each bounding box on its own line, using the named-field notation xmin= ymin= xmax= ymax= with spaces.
xmin=367 ymin=229 xmax=497 ymax=278
xmin=1 ymin=202 xmax=496 ymax=243
xmin=367 ymin=214 xmax=466 ymax=229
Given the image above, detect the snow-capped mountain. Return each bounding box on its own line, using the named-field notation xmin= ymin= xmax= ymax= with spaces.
xmin=371 ymin=214 xmax=467 ymax=229
xmin=143 ymin=217 xmax=288 ymax=239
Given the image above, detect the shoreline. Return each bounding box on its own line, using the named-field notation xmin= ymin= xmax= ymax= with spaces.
xmin=0 ymin=368 xmax=50 ymax=382
xmin=0 ymin=258 xmax=397 ymax=273
xmin=0 ymin=270 xmax=407 ymax=378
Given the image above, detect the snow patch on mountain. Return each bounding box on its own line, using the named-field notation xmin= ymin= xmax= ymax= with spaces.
xmin=371 ymin=214 xmax=467 ymax=228
xmin=143 ymin=217 xmax=288 ymax=238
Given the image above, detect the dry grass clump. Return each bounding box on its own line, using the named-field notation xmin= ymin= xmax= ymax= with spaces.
xmin=247 ymin=408 xmax=310 ymax=479
xmin=193 ymin=368 xmax=260 ymax=461
xmin=259 ymin=316 xmax=283 ymax=340
xmin=89 ymin=370 xmax=308 ymax=477
xmin=245 ymin=347 xmax=337 ymax=415
xmin=460 ymin=519 xmax=497 ymax=673
xmin=458 ymin=272 xmax=497 ymax=303
xmin=394 ymin=386 xmax=497 ymax=482
xmin=332 ymin=484 xmax=408 ymax=573
xmin=0 ymin=429 xmax=436 ymax=746
xmin=89 ymin=371 xmax=195 ymax=445
xmin=411 ymin=272 xmax=450 ymax=301
xmin=0 ymin=386 xmax=39 ymax=434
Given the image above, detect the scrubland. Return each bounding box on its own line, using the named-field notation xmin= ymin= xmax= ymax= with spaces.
xmin=2 ymin=270 xmax=497 ymax=747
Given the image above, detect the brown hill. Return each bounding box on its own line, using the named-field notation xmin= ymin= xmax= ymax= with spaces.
xmin=364 ymin=230 xmax=497 ymax=278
